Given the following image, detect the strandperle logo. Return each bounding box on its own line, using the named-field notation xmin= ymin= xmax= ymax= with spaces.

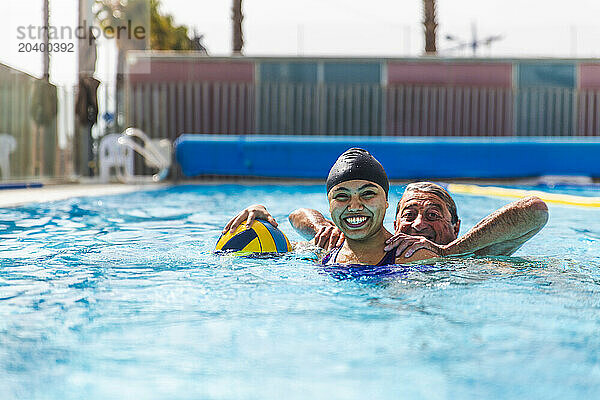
xmin=16 ymin=19 xmax=147 ymax=45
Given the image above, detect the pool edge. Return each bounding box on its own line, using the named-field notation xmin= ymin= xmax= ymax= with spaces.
xmin=0 ymin=183 xmax=172 ymax=208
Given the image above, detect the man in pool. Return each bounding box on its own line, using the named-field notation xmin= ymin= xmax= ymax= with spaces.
xmin=224 ymin=149 xmax=549 ymax=263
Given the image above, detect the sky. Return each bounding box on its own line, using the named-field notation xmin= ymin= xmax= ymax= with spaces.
xmin=2 ymin=0 xmax=600 ymax=85
xmin=158 ymin=0 xmax=600 ymax=58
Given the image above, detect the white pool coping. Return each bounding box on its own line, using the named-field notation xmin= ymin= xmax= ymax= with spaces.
xmin=0 ymin=183 xmax=171 ymax=208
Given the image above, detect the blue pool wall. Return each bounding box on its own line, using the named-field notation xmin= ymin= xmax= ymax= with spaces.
xmin=175 ymin=135 xmax=600 ymax=179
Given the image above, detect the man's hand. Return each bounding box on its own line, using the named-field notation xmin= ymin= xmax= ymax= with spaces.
xmin=222 ymin=204 xmax=278 ymax=233
xmin=384 ymin=232 xmax=446 ymax=258
xmin=313 ymin=224 xmax=345 ymax=251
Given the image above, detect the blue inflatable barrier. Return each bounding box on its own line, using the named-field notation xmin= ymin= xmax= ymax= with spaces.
xmin=174 ymin=135 xmax=600 ymax=179
xmin=0 ymin=182 xmax=43 ymax=190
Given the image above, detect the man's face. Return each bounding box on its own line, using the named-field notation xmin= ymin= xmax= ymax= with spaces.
xmin=328 ymin=179 xmax=389 ymax=241
xmin=394 ymin=191 xmax=459 ymax=245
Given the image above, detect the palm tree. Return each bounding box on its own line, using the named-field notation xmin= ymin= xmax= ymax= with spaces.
xmin=423 ymin=0 xmax=437 ymax=55
xmin=43 ymin=0 xmax=50 ymax=80
xmin=232 ymin=0 xmax=243 ymax=55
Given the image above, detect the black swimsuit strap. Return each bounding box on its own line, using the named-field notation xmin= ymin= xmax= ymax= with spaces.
xmin=376 ymin=248 xmax=397 ymax=266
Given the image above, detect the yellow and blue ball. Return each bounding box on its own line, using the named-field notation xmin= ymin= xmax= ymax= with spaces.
xmin=215 ymin=219 xmax=292 ymax=255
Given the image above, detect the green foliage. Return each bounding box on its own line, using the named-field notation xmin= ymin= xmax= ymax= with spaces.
xmin=95 ymin=0 xmax=204 ymax=51
xmin=151 ymin=4 xmax=194 ymax=50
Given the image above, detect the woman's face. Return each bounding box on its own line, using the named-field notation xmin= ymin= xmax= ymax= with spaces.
xmin=328 ymin=179 xmax=389 ymax=241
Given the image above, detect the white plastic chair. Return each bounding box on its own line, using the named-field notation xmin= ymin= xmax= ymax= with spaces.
xmin=98 ymin=133 xmax=134 ymax=183
xmin=116 ymin=128 xmax=171 ymax=183
xmin=0 ymin=134 xmax=17 ymax=179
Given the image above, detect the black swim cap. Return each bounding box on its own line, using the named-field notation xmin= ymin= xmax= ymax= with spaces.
xmin=326 ymin=148 xmax=389 ymax=197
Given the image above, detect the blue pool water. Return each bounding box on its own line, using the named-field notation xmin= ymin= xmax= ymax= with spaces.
xmin=1 ymin=184 xmax=599 ymax=399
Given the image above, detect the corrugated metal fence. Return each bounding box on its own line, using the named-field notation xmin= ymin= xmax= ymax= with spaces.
xmin=127 ymin=82 xmax=255 ymax=138
xmin=126 ymin=81 xmax=600 ymax=141
xmin=578 ymin=89 xmax=600 ymax=136
xmin=387 ymin=86 xmax=513 ymax=136
xmin=256 ymin=83 xmax=383 ymax=135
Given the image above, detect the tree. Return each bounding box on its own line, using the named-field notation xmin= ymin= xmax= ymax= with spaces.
xmin=423 ymin=0 xmax=437 ymax=55
xmin=43 ymin=0 xmax=50 ymax=80
xmin=150 ymin=3 xmax=207 ymax=51
xmin=95 ymin=0 xmax=207 ymax=128
xmin=232 ymin=0 xmax=243 ymax=55
xmin=96 ymin=0 xmax=204 ymax=51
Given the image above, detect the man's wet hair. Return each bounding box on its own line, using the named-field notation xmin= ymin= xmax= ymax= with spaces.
xmin=395 ymin=182 xmax=459 ymax=224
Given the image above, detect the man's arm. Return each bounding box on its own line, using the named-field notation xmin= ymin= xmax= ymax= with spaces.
xmin=288 ymin=208 xmax=344 ymax=250
xmin=443 ymin=196 xmax=548 ymax=257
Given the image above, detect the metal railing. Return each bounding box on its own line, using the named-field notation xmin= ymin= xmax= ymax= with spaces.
xmin=0 ymin=63 xmax=72 ymax=183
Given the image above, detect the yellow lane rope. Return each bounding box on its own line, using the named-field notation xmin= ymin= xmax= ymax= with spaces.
xmin=447 ymin=183 xmax=600 ymax=208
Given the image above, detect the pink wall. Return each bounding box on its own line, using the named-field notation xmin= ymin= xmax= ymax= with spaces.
xmin=579 ymin=64 xmax=600 ymax=89
xmin=128 ymin=59 xmax=254 ymax=84
xmin=387 ymin=62 xmax=512 ymax=87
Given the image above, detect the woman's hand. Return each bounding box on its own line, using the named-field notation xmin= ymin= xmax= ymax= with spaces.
xmin=222 ymin=204 xmax=278 ymax=233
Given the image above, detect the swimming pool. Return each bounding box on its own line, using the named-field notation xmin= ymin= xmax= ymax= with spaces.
xmin=1 ymin=184 xmax=599 ymax=399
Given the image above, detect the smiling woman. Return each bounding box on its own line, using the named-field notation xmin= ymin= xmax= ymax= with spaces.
xmin=326 ymin=179 xmax=392 ymax=265
xmin=287 ymin=148 xmax=434 ymax=265
xmin=321 ymin=148 xmax=437 ymax=265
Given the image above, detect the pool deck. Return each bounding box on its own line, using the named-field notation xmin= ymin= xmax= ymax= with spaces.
xmin=0 ymin=183 xmax=171 ymax=208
